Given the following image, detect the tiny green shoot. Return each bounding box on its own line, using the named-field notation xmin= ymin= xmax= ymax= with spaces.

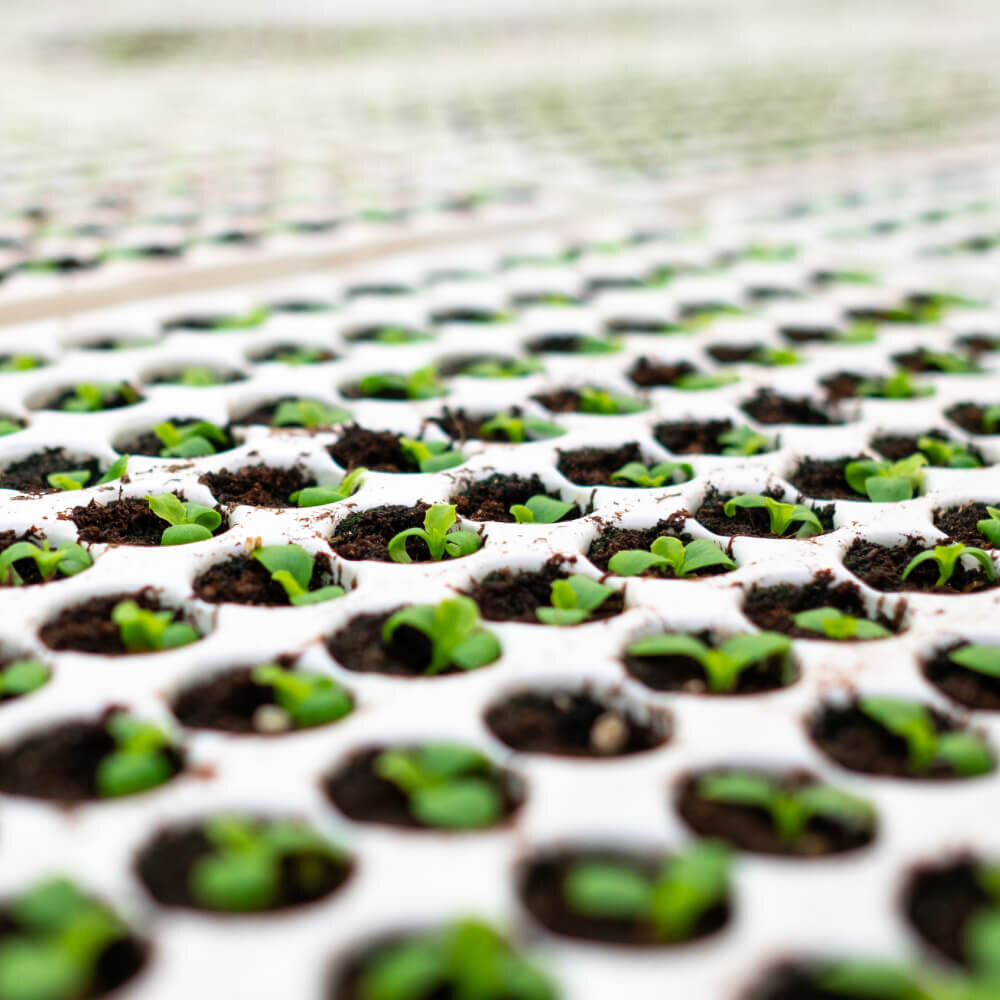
xmin=844 ymin=454 xmax=927 ymax=501
xmin=96 ymin=712 xmax=176 ymax=797
xmin=145 ymin=493 xmax=222 ymax=545
xmin=902 ymin=543 xmax=996 ymax=587
xmin=356 ymin=367 xmax=444 ymax=400
xmin=0 ymin=660 xmax=50 ymax=699
xmin=509 ymin=495 xmax=575 ymax=524
xmin=577 ymin=387 xmax=645 ymax=415
xmin=610 ymin=461 xmax=694 ymax=487
xmin=271 ymin=399 xmax=351 ymax=429
xmin=855 ymin=370 xmax=934 ymax=400
xmin=722 ymin=495 xmax=824 ymax=537
xmin=949 ymin=644 xmax=1000 ymax=679
xmin=398 ymin=437 xmax=464 ymax=473
xmin=153 ymin=420 xmax=230 ymax=458
xmin=608 ymin=536 xmax=735 ymax=578
xmin=672 ymin=372 xmax=740 ymax=391
xmin=793 ymin=607 xmax=892 ymax=639
xmin=536 ymin=575 xmax=617 ymax=626
xmin=387 ymin=505 xmax=482 ymax=563
xmin=479 ymin=412 xmax=565 ymax=443
xmin=457 ymin=357 xmax=542 ymax=379
xmin=250 ymin=664 xmax=353 ymax=729
xmin=59 ymin=382 xmax=140 ymax=412
xmin=977 ymin=508 xmax=1000 ymax=546
xmin=718 ymin=425 xmax=769 ymax=456
xmin=916 ymin=436 xmax=981 ymax=468
xmin=0 ymin=540 xmax=92 ymax=585
xmin=289 ymin=467 xmax=365 ymax=507
xmin=112 ymin=600 xmax=199 ymax=652
xmin=250 ymin=545 xmax=346 ymax=605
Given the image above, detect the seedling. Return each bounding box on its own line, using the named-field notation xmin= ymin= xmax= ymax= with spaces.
xmin=982 ymin=406 xmax=1000 ymax=434
xmin=177 ymin=366 xmax=224 ymax=387
xmin=626 ymin=632 xmax=791 ymax=693
xmin=146 ymin=493 xmax=222 ymax=545
xmin=382 ymin=596 xmax=501 ymax=674
xmin=387 ymin=505 xmax=482 ymax=563
xmin=399 ymin=437 xmax=464 ymax=472
xmin=672 ymin=372 xmax=740 ymax=391
xmin=289 ymin=467 xmax=365 ymax=507
xmin=45 ymin=455 xmax=129 ymax=491
xmin=608 ymin=536 xmax=735 ymax=578
xmin=977 ymin=508 xmax=1000 ymax=546
xmin=855 ymin=370 xmax=934 ymax=399
xmin=610 ymin=461 xmax=694 ymax=487
xmin=111 ymin=600 xmax=200 ymax=652
xmin=750 ymin=346 xmax=801 ymax=366
xmin=536 ymin=575 xmax=617 ymax=625
xmin=457 ymin=357 xmax=542 ymax=378
xmin=722 ymin=495 xmax=824 ymax=537
xmin=0 ymin=418 xmax=21 ymax=436
xmin=359 ymin=919 xmax=555 ymax=1000
xmin=96 ymin=712 xmax=176 ymax=797
xmin=858 ymin=696 xmax=994 ymax=776
xmin=353 ymin=325 xmax=431 ymax=345
xmin=0 ymin=354 xmax=44 ymax=372
xmin=840 ymin=320 xmax=879 ymax=343
xmin=0 ymin=659 xmax=50 ymax=698
xmin=577 ymin=387 xmax=645 ymax=415
xmin=844 ymin=454 xmax=927 ymax=501
xmin=697 ymin=771 xmax=875 ymax=841
xmin=356 ymin=367 xmax=444 ymax=400
xmin=153 ymin=420 xmax=230 ymax=458
xmin=902 ymin=543 xmax=996 ymax=587
xmin=0 ymin=539 xmax=92 ymax=585
xmin=680 ymin=304 xmax=743 ymax=330
xmin=563 ymin=841 xmax=731 ymax=942
xmin=374 ymin=743 xmax=504 ymax=829
xmin=903 ymin=350 xmax=980 ymax=374
xmin=718 ymin=425 xmax=769 ymax=456
xmin=915 ymin=436 xmax=980 ymax=468
xmin=479 ymin=412 xmax=565 ymax=443
xmin=58 ymin=382 xmax=140 ymax=412
xmin=269 ymin=345 xmax=329 ymax=365
xmin=250 ymin=545 xmax=346 ymax=605
xmin=509 ymin=495 xmax=575 ymax=523
xmin=250 ymin=664 xmax=353 ymax=728
xmin=209 ymin=307 xmax=269 ymax=331
xmin=190 ymin=815 xmax=346 ymax=912
xmin=271 ymin=398 xmax=351 ymax=428
xmin=793 ymin=607 xmax=892 ymax=639
xmin=0 ymin=879 xmax=130 ymax=1000
xmin=812 ymin=961 xmax=936 ymax=999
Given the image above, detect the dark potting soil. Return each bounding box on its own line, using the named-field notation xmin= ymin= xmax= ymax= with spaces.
xmin=843 ymin=537 xmax=997 ymax=593
xmin=327 ymin=425 xmax=415 ymax=473
xmin=464 ymin=561 xmax=624 ymax=624
xmin=779 ymin=324 xmax=838 ymax=343
xmin=933 ymin=501 xmax=997 ymax=548
xmin=452 ymin=473 xmax=580 ymax=523
xmin=532 ymin=388 xmax=587 ymax=413
xmin=39 ymin=589 xmax=194 ymax=654
xmin=786 ymin=456 xmax=868 ymax=500
xmin=326 ymin=611 xmax=442 ymax=676
xmin=740 ymin=388 xmax=840 ymax=425
xmin=626 ymin=357 xmax=696 ymax=387
xmin=955 ymin=334 xmax=1000 ymax=358
xmin=249 ymin=343 xmax=337 ymax=363
xmin=904 ymin=856 xmax=991 ymax=967
xmin=653 ymin=419 xmax=735 ymax=455
xmin=945 ymin=402 xmax=997 ymax=435
xmin=707 ymin=344 xmax=762 ymax=364
xmin=587 ymin=517 xmax=732 ymax=578
xmin=556 ymin=442 xmax=646 ymax=486
xmin=517 ymin=848 xmax=729 ymax=946
xmin=430 ymin=407 xmax=500 ymax=443
xmin=136 ymin=822 xmax=351 ymax=912
xmin=742 ymin=963 xmax=879 ymax=1000
xmin=115 ymin=418 xmax=236 ymax=458
xmin=676 ymin=770 xmax=875 ymax=857
xmin=742 ymin=572 xmax=902 ymax=638
xmin=820 ymin=371 xmax=865 ymax=403
xmin=695 ymin=485 xmax=834 ymax=538
xmin=809 ymin=701 xmax=985 ymax=779
xmin=0 ymin=448 xmax=103 ymax=494
xmin=525 ymin=334 xmax=602 ymax=354
xmin=323 ymin=747 xmax=523 ymax=829
xmin=624 ymin=631 xmax=796 ymax=695
xmin=922 ymin=641 xmax=1000 ymax=711
xmin=70 ymin=496 xmax=226 ymax=545
xmin=0 ymin=713 xmax=183 ymax=802
xmin=329 ymin=503 xmax=435 ymax=562
xmin=483 ymin=689 xmax=669 ymax=757
xmin=200 ymin=464 xmax=316 ymax=508
xmin=192 ymin=553 xmax=335 ymax=606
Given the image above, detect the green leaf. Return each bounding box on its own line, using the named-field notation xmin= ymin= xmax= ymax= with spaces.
xmin=564 ymin=574 xmax=616 ymax=612
xmin=382 ymin=598 xmax=499 ymax=674
xmin=950 ymin=644 xmax=1000 ymax=677
xmin=96 ymin=749 xmax=172 ymax=797
xmin=190 ymin=852 xmax=278 ymax=912
xmin=816 ymin=960 xmax=924 ymax=998
xmin=0 ymin=941 xmax=84 ymax=1000
xmin=145 ymin=492 xmax=187 ymax=526
xmin=46 ymin=469 xmax=91 ymax=491
xmin=648 ymin=841 xmax=731 ymax=940
xmin=362 ymin=941 xmax=444 ymax=1000
xmin=608 ymin=549 xmax=670 ymax=576
xmin=698 ymin=772 xmax=777 ymax=811
xmin=288 ymin=584 xmax=345 ymax=606
xmin=563 ymin=863 xmax=652 ymax=919
xmin=410 ymin=779 xmax=502 ymax=829
xmin=96 ymin=455 xmax=128 ymax=484
xmin=681 ymin=539 xmax=737 ymax=574
xmin=510 ymin=495 xmax=574 ymax=524
xmin=627 ymin=633 xmax=709 ymax=662
xmin=252 ymin=544 xmax=314 ymax=591
xmin=272 ymin=399 xmax=350 ymax=428
xmin=936 ymin=732 xmax=994 ymax=776
xmin=793 ymin=607 xmax=890 ymax=640
xmin=860 ymin=697 xmax=939 ymax=771
xmin=967 ymin=908 xmax=1000 ymax=978
xmin=722 ymin=494 xmax=823 ymax=537
xmin=0 ymin=660 xmax=50 ymax=696
xmin=718 ymin=426 xmax=769 ymax=456
xmin=865 ymin=476 xmax=915 ymax=502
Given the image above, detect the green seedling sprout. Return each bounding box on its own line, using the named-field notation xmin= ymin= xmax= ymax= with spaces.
xmin=840 ymin=320 xmax=879 ymax=344
xmin=458 ymin=358 xmax=542 ymax=379
xmin=0 ymin=540 xmax=92 ymax=585
xmin=46 ymin=455 xmax=129 ymax=491
xmin=111 ymin=600 xmax=200 ymax=652
xmin=250 ymin=545 xmax=346 ymax=605
xmin=949 ymin=644 xmax=1000 ymax=679
xmin=982 ymin=406 xmax=1000 ymax=434
xmin=190 ymin=815 xmax=345 ymax=912
xmin=59 ymin=382 xmax=140 ymax=412
xmin=672 ymin=372 xmax=740 ymax=391
xmin=610 ymin=461 xmax=694 ymax=487
xmin=153 ymin=420 xmax=230 ymax=458
xmin=250 ymin=664 xmax=353 ymax=729
xmin=563 ymin=841 xmax=731 ymax=942
xmin=858 ymin=696 xmax=994 ymax=776
xmin=793 ymin=607 xmax=892 ymax=640
xmin=289 ymin=467 xmax=366 ymax=507
xmin=381 ymin=596 xmax=501 ymax=675
xmin=697 ymin=771 xmax=875 ymax=842
xmin=813 ymin=960 xmax=934 ymax=999
xmin=145 ymin=493 xmax=222 ymax=545
xmin=722 ymin=495 xmax=824 ymax=537
xmin=978 ymin=508 xmax=1000 ymax=546
xmin=509 ymin=495 xmax=575 ymax=524
xmin=855 ymin=370 xmax=934 ymax=400
xmin=902 ymin=543 xmax=996 ymax=588
xmin=626 ymin=632 xmax=791 ymax=693
xmin=0 ymin=418 xmax=21 ymax=436
xmin=271 ymin=399 xmax=351 ymax=428
xmin=844 ymin=454 xmax=927 ymax=501
xmin=211 ymin=307 xmax=269 ymax=331
xmin=96 ymin=712 xmax=176 ymax=798
xmin=0 ymin=660 xmax=50 ymax=699
xmin=0 ymin=355 xmax=44 ymax=372
xmin=398 ymin=437 xmax=464 ymax=473
xmin=750 ymin=346 xmax=801 ymax=366
xmin=536 ymin=575 xmax=617 ymax=626
xmin=360 ymin=919 xmax=555 ymax=1000
xmin=608 ymin=536 xmax=735 ymax=578
xmin=915 ymin=436 xmax=980 ymax=468
xmin=271 ymin=346 xmax=328 ymax=365
xmin=178 ymin=366 xmax=222 ymax=387
xmin=479 ymin=413 xmax=564 ymax=443
xmin=356 ymin=367 xmax=444 ymax=400
xmin=374 ymin=743 xmax=503 ymax=829
xmin=577 ymin=387 xmax=645 ymax=415
xmin=718 ymin=426 xmax=769 ymax=456
xmin=680 ymin=304 xmax=743 ymax=330
xmin=0 ymin=878 xmax=130 ymax=1000
xmin=387 ymin=505 xmax=482 ymax=563
xmin=908 ymin=351 xmax=980 ymax=374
